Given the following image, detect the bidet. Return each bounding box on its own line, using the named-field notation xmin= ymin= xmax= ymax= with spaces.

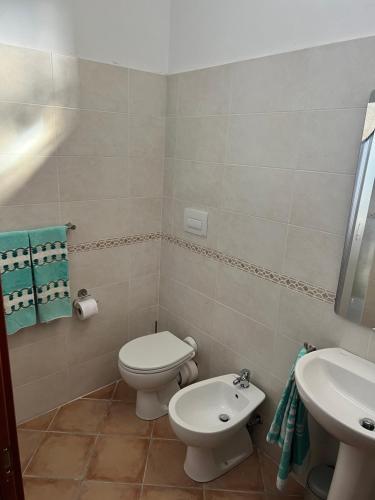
xmin=168 ymin=374 xmax=265 ymax=481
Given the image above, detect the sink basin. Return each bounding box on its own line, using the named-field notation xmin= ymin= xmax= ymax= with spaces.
xmin=295 ymin=348 xmax=375 ymax=500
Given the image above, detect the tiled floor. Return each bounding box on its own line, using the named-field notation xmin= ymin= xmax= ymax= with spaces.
xmin=18 ymin=381 xmax=306 ymax=500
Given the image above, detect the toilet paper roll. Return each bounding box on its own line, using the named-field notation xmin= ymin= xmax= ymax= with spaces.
xmin=74 ymin=297 xmax=98 ymax=320
xmin=179 ymin=360 xmax=198 ymax=386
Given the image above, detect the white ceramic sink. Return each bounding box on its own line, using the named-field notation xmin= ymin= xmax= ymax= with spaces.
xmin=295 ymin=348 xmax=375 ymax=500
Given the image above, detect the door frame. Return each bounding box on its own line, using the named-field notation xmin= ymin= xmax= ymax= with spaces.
xmin=0 ymin=282 xmax=24 ymax=500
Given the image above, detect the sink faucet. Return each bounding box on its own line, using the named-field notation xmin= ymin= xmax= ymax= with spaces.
xmin=233 ymin=368 xmax=251 ymax=388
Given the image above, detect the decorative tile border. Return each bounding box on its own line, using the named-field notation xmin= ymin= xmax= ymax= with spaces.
xmin=68 ymin=231 xmax=336 ymax=304
xmin=68 ymin=232 xmax=162 ymax=253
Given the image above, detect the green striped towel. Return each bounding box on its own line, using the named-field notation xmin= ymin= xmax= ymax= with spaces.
xmin=29 ymin=226 xmax=72 ymax=323
xmin=266 ymin=346 xmax=310 ymax=490
xmin=0 ymin=231 xmax=37 ymax=334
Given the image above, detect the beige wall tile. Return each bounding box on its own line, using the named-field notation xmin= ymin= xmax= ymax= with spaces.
xmin=290 ymin=171 xmax=354 ymax=235
xmin=130 ymin=273 xmax=159 ymax=312
xmin=129 ymin=115 xmax=165 ymax=159
xmin=161 ymin=197 xmax=174 ymax=233
xmin=166 ymin=75 xmax=179 ymax=116
xmin=0 ymin=102 xmax=56 ymax=157
xmin=0 ymin=155 xmax=58 ymax=206
xmin=160 ymin=277 xmax=214 ymax=334
xmin=230 ymin=49 xmax=309 ymax=113
xmin=0 ymin=203 xmax=60 ymax=232
xmin=55 ymin=108 xmax=129 ymax=157
xmin=10 ymin=334 xmax=67 ymax=387
xmin=178 ymin=65 xmax=231 ymax=115
xmin=163 ymin=159 xmax=175 ymax=198
xmin=298 ymin=108 xmax=366 ymax=174
xmin=69 ymin=247 xmax=131 ymax=292
xmin=129 ymin=241 xmax=161 ymax=278
xmin=58 ymin=156 xmax=129 ymax=201
xmin=161 ymin=243 xmax=218 ymax=297
xmin=217 ymin=211 xmax=287 ymax=272
xmin=53 ymin=55 xmax=129 ymax=112
xmin=227 ymin=113 xmax=301 ymax=169
xmin=68 ymin=350 xmax=119 ymax=400
xmin=128 ymin=306 xmax=158 ymax=340
xmin=165 ymin=116 xmax=177 ymax=157
xmin=129 ymin=157 xmax=163 ymax=198
xmin=214 ymin=264 xmax=280 ymax=329
xmin=304 ymin=37 xmax=375 ymax=109
xmin=210 ymin=302 xmax=274 ymax=367
xmin=0 ymin=44 xmax=53 ymax=105
xmin=173 ymin=160 xmax=222 ymax=207
xmin=221 ymin=165 xmax=293 ymax=222
xmin=129 ymin=70 xmax=166 ymax=116
xmin=283 ymin=225 xmax=344 ymax=290
xmin=175 ymin=116 xmax=227 ymax=162
xmin=60 ymin=199 xmax=130 ymax=243
xmin=13 ymin=371 xmax=70 ymax=423
xmin=65 ymin=282 xmax=129 ymax=366
xmin=128 ymin=198 xmax=162 ymax=234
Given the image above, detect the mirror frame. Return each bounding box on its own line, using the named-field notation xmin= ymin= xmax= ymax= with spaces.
xmin=335 ymin=91 xmax=375 ymax=324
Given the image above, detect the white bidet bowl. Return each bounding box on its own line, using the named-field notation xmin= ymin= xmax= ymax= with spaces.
xmin=168 ymin=374 xmax=265 ymax=482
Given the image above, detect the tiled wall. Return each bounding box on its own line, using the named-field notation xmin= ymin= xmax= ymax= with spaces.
xmin=0 ymin=43 xmax=166 ymax=422
xmin=160 ymin=36 xmax=375 ymax=462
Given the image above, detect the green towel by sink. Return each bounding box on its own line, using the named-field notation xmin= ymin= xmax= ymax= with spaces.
xmin=29 ymin=226 xmax=72 ymax=323
xmin=266 ymin=346 xmax=310 ymax=490
xmin=0 ymin=231 xmax=36 ymax=334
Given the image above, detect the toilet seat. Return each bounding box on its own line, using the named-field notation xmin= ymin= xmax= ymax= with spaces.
xmin=119 ymin=331 xmax=194 ymax=374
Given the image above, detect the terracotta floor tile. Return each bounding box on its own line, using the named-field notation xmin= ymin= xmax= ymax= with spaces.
xmin=206 ymin=451 xmax=263 ymax=492
xmin=25 ymin=432 xmax=95 ymax=479
xmin=23 ymin=478 xmax=80 ymax=500
xmin=259 ymin=453 xmax=305 ymax=496
xmin=113 ymin=381 xmax=137 ymax=402
xmin=50 ymin=399 xmax=109 ymax=434
xmin=18 ymin=409 xmax=58 ymax=431
xmin=266 ymin=496 xmax=304 ymax=500
xmin=78 ymin=481 xmax=141 ymax=500
xmin=152 ymin=415 xmax=177 ymax=439
xmin=144 ymin=439 xmax=199 ymax=488
xmin=86 ymin=435 xmax=149 ymax=483
xmin=205 ymin=491 xmax=264 ymax=500
xmin=17 ymin=430 xmax=44 ymax=471
xmin=82 ymin=383 xmax=116 ymax=400
xmin=100 ymin=402 xmax=152 ymax=437
xmin=141 ymin=485 xmax=203 ymax=500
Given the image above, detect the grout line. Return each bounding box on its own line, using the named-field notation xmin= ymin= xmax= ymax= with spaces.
xmin=140 ymin=436 xmax=153 ymax=497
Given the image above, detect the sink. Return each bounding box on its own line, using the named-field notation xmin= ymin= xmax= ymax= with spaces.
xmin=295 ymin=348 xmax=375 ymax=500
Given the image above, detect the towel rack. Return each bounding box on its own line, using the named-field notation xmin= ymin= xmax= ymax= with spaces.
xmin=65 ymin=222 xmax=76 ymax=231
xmin=304 ymin=342 xmax=316 ymax=353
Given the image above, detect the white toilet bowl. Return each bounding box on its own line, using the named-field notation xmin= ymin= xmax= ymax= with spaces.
xmin=168 ymin=374 xmax=265 ymax=482
xmin=118 ymin=331 xmax=197 ymax=420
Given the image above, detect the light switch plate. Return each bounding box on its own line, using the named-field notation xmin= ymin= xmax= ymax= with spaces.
xmin=184 ymin=208 xmax=208 ymax=237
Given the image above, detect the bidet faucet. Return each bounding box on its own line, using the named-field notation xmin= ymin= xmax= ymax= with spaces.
xmin=233 ymin=368 xmax=251 ymax=388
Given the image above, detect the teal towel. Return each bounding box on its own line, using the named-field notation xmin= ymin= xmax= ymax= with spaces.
xmin=266 ymin=347 xmax=310 ymax=490
xmin=0 ymin=231 xmax=37 ymax=334
xmin=29 ymin=226 xmax=72 ymax=323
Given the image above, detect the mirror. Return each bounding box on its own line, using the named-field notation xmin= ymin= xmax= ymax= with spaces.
xmin=336 ymin=91 xmax=375 ymax=327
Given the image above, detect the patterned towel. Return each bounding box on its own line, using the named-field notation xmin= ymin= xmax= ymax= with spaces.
xmin=29 ymin=226 xmax=72 ymax=322
xmin=0 ymin=231 xmax=36 ymax=334
xmin=266 ymin=347 xmax=310 ymax=490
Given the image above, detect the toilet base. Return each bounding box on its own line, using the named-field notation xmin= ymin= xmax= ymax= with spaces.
xmin=184 ymin=427 xmax=253 ymax=482
xmin=136 ymin=378 xmax=180 ymax=420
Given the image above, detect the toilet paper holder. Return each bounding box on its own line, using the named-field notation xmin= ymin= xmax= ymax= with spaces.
xmin=73 ymin=289 xmax=91 ymax=309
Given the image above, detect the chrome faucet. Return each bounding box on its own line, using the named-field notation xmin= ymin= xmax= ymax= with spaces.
xmin=233 ymin=368 xmax=251 ymax=388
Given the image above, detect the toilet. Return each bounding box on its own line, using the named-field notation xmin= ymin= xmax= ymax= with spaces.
xmin=118 ymin=331 xmax=198 ymax=420
xmin=168 ymin=374 xmax=265 ymax=482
